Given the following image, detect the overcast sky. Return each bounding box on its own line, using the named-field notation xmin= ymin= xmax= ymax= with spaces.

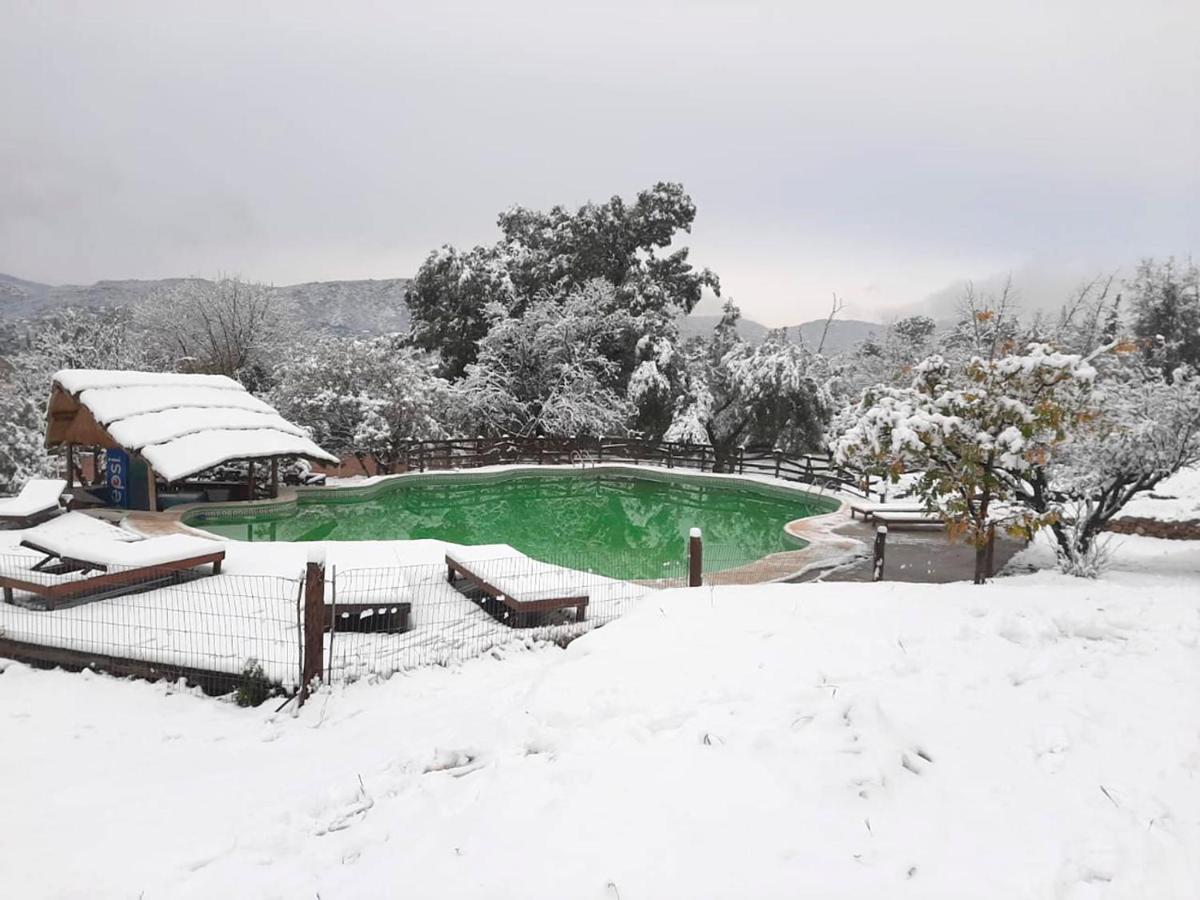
xmin=2 ymin=0 xmax=1197 ymax=324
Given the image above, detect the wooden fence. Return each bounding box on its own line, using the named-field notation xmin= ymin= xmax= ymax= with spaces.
xmin=389 ymin=436 xmax=870 ymax=494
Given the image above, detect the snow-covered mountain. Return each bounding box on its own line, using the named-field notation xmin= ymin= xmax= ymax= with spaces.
xmin=0 ymin=273 xmax=411 ymax=336
xmin=678 ymin=314 xmax=881 ymax=354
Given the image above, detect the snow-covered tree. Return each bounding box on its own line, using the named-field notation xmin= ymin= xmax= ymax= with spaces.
xmin=137 ymin=277 xmax=295 ymax=392
xmin=0 ymin=308 xmax=152 ymax=491
xmin=1010 ymin=360 xmax=1200 ymax=575
xmin=407 ymin=182 xmax=719 ymax=379
xmin=270 ymin=336 xmax=452 ymax=474
xmin=1129 ymin=257 xmax=1200 ymax=376
xmin=666 ymin=302 xmax=832 ymax=471
xmin=834 ymin=344 xmax=1100 ymax=583
xmin=459 ymin=281 xmax=634 ymax=437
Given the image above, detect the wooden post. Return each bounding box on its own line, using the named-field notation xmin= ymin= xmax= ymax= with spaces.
xmin=270 ymin=457 xmax=279 ymax=499
xmin=774 ymin=449 xmax=782 ymax=479
xmin=688 ymin=527 xmax=703 ymax=587
xmin=145 ymin=463 xmax=158 ymax=512
xmin=246 ymin=460 xmax=256 ymax=502
xmin=301 ymin=557 xmax=325 ymax=702
xmin=66 ymin=444 xmax=75 ymax=489
xmin=738 ymin=447 xmax=745 ymax=474
xmin=872 ymin=526 xmax=887 ymax=582
xmin=985 ymin=523 xmax=996 ymax=579
xmin=700 ymin=447 xmax=707 ymax=472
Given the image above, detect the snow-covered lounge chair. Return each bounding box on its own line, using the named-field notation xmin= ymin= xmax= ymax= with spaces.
xmin=848 ymin=500 xmax=927 ymax=522
xmin=324 ymin=569 xmax=412 ymax=634
xmin=1 ymin=512 xmax=224 ymax=608
xmin=445 ymin=544 xmax=589 ymax=622
xmin=0 ymin=479 xmax=68 ymax=529
xmin=870 ymin=510 xmax=946 ymax=529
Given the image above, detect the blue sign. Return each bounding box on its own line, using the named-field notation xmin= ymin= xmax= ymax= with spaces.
xmin=106 ymin=449 xmax=130 ymax=508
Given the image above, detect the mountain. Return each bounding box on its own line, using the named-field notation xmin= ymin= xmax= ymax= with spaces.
xmin=679 ymin=313 xmax=881 ymax=355
xmin=0 ymin=273 xmax=411 ymax=336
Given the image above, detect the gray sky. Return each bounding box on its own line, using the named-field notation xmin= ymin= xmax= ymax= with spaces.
xmin=2 ymin=0 xmax=1197 ymax=325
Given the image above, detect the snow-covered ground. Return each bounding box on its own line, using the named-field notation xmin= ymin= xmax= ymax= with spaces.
xmin=2 ymin=532 xmax=1198 ymax=898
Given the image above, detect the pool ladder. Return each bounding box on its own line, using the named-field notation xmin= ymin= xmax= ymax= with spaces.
xmin=570 ymin=450 xmax=597 ymax=469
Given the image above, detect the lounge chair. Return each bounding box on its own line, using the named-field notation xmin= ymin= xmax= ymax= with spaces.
xmin=324 ymin=568 xmax=412 ymax=634
xmin=0 ymin=479 xmax=67 ymax=529
xmin=445 ymin=544 xmax=589 ymax=622
xmin=1 ymin=513 xmax=225 ymax=608
xmin=871 ymin=510 xmax=946 ymax=529
xmin=848 ymin=500 xmax=927 ymax=522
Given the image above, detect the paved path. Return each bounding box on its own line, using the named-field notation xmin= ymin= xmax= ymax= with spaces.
xmin=810 ymin=520 xmax=1026 ymax=583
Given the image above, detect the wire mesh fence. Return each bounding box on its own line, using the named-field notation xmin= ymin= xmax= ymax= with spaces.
xmin=0 ymin=548 xmax=302 ymax=696
xmin=0 ymin=534 xmax=816 ymax=699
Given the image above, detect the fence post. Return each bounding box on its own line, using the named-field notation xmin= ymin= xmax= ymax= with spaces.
xmin=688 ymin=527 xmax=703 ymax=587
xmin=774 ymin=449 xmax=782 ymax=479
xmin=872 ymin=526 xmax=887 ymax=582
xmin=738 ymin=447 xmax=745 ymax=474
xmin=301 ymin=553 xmax=326 ymax=703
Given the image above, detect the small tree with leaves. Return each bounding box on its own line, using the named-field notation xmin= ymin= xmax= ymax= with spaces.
xmin=834 ymin=345 xmax=1100 ymax=583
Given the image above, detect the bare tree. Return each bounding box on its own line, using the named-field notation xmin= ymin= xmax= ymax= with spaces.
xmin=137 ymin=277 xmax=295 ymax=390
xmin=816 ymin=293 xmax=846 ymax=356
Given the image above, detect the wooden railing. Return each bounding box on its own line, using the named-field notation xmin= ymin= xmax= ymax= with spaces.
xmin=389 ymin=436 xmax=870 ymax=495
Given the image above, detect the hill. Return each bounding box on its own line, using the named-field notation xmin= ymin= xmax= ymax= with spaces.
xmin=679 ymin=313 xmax=881 ymax=354
xmin=0 ymin=274 xmax=411 ymax=336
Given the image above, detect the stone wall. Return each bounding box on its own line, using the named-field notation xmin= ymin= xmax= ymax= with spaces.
xmin=1106 ymin=517 xmax=1200 ymax=540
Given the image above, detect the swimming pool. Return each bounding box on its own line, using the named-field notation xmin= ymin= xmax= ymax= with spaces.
xmin=192 ymin=469 xmax=837 ymax=580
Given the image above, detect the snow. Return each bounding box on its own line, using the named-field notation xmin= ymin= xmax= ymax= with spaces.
xmin=2 ymin=535 xmax=1199 ymax=898
xmin=0 ymin=478 xmax=66 ymax=517
xmin=79 ymin=385 xmax=275 ymax=423
xmin=52 ymin=369 xmax=243 ymax=394
xmin=140 ymin=428 xmax=337 ymax=483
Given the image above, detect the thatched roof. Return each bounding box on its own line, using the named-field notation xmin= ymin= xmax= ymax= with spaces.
xmin=46 ymin=369 xmax=338 ymax=482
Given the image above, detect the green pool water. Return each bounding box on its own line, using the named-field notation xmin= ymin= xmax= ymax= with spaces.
xmin=195 ymin=472 xmax=834 ymax=580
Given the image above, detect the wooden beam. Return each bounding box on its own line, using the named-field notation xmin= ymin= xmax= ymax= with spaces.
xmin=270 ymin=457 xmax=279 ymax=499
xmin=145 ymin=462 xmax=158 ymax=512
xmin=247 ymin=460 xmax=256 ymax=502
xmin=66 ymin=444 xmax=75 ymax=489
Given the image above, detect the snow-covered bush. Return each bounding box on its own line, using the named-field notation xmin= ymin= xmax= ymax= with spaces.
xmin=270 ymin=336 xmax=452 ymax=474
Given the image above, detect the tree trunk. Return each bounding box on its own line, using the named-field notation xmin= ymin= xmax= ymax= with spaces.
xmin=973 ymin=540 xmax=988 ymax=585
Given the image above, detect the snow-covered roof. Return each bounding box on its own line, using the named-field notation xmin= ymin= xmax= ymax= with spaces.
xmin=47 ymin=369 xmax=338 ymax=482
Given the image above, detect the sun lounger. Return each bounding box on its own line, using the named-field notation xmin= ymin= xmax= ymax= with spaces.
xmin=848 ymin=500 xmax=927 ymax=522
xmin=871 ymin=510 xmax=946 ymax=529
xmin=445 ymin=544 xmax=589 ymax=622
xmin=0 ymin=479 xmax=67 ymax=528
xmin=324 ymin=569 xmax=412 ymax=633
xmin=1 ymin=513 xmax=224 ymax=608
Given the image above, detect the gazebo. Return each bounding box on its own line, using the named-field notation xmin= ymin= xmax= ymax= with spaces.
xmin=44 ymin=369 xmax=338 ymax=511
